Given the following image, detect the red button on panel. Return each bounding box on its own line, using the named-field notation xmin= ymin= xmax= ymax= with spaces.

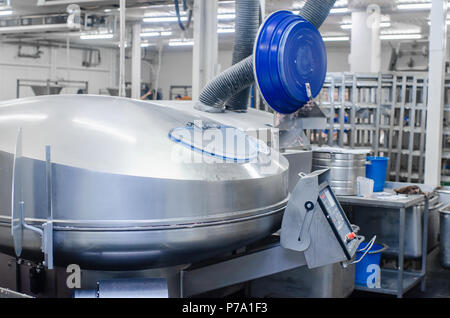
xmin=346 ymin=232 xmax=356 ymax=241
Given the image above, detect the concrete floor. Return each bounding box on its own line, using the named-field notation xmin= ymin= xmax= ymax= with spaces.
xmin=350 ymin=247 xmax=450 ymax=298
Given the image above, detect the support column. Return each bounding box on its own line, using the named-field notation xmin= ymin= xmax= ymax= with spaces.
xmin=192 ymin=0 xmax=218 ymax=101
xmin=118 ymin=0 xmax=126 ymax=97
xmin=349 ymin=5 xmax=381 ymax=73
xmin=425 ymin=0 xmax=447 ymax=186
xmin=131 ymin=22 xmax=141 ymax=99
xmin=260 ymin=0 xmax=265 ymax=19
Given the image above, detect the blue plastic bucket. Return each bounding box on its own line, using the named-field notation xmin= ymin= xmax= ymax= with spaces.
xmin=366 ymin=156 xmax=389 ymax=192
xmin=355 ymin=242 xmax=386 ymax=287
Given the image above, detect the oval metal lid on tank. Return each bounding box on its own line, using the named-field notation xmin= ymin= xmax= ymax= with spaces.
xmin=254 ymin=10 xmax=327 ymax=114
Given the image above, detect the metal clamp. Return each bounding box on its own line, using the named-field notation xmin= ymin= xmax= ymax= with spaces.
xmin=16 ymin=201 xmax=53 ymax=269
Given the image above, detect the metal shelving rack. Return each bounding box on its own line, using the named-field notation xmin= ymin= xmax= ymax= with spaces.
xmin=309 ymin=72 xmax=449 ymax=185
xmin=441 ymin=78 xmax=450 ymax=185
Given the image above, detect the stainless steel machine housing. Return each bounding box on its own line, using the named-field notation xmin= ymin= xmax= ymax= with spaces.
xmin=0 ymin=95 xmax=289 ymax=270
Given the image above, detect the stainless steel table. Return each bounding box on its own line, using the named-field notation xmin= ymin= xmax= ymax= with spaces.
xmin=338 ymin=190 xmax=429 ymax=298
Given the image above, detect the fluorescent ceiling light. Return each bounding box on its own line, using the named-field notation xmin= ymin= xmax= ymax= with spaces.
xmin=218 ymin=7 xmax=235 ymax=14
xmin=293 ymin=0 xmax=348 ymax=10
xmin=330 ymin=7 xmax=349 ymax=14
xmin=141 ymin=31 xmax=172 ymax=37
xmin=141 ymin=31 xmax=159 ymax=37
xmin=169 ymin=40 xmax=194 ymax=46
xmin=397 ymin=3 xmax=432 ymax=10
xmin=380 ymin=33 xmax=422 ymax=40
xmin=341 ymin=22 xmax=391 ymax=29
xmin=0 ymin=10 xmax=13 ymax=16
xmin=218 ymin=13 xmax=235 ymax=20
xmin=80 ymin=33 xmax=114 ymax=40
xmin=322 ymin=36 xmax=349 ymax=42
xmin=141 ymin=43 xmax=155 ymax=48
xmin=218 ymin=28 xmax=235 ymax=34
xmin=335 ymin=0 xmax=348 ymax=6
xmin=143 ymin=16 xmax=187 ymax=23
xmin=144 ymin=13 xmax=235 ymax=23
xmin=428 ymin=20 xmax=450 ymax=25
xmin=381 ymin=28 xmax=421 ymax=35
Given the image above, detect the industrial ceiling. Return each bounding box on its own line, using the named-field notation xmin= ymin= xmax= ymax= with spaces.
xmin=0 ymin=0 xmax=443 ymax=49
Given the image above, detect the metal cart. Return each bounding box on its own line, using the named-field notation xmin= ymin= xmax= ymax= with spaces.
xmin=338 ymin=191 xmax=429 ymax=298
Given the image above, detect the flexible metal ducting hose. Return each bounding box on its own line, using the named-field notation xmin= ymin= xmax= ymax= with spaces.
xmin=195 ymin=0 xmax=337 ymax=113
xmin=224 ymin=0 xmax=260 ymax=112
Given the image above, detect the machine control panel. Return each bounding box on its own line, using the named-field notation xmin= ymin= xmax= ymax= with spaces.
xmin=317 ymin=182 xmax=358 ymax=260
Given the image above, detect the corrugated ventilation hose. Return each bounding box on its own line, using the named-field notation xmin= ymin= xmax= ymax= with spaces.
xmin=195 ymin=0 xmax=337 ymax=113
xmin=224 ymin=0 xmax=260 ymax=112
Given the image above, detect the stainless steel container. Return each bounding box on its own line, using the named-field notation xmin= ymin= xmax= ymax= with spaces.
xmin=0 ymin=95 xmax=289 ymax=270
xmin=312 ymin=149 xmax=367 ymax=195
xmin=439 ymin=204 xmax=450 ymax=268
xmin=437 ymin=189 xmax=450 ymax=205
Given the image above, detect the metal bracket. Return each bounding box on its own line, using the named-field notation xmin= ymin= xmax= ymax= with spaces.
xmin=280 ymin=171 xmax=318 ymax=252
xmin=18 ymin=201 xmax=53 ymax=269
xmin=11 ymin=131 xmax=54 ymax=269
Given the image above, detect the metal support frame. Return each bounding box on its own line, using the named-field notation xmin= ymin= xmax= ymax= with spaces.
xmin=340 ymin=194 xmax=429 ymax=298
xmin=11 ymin=140 xmax=54 ymax=270
xmin=180 ymin=243 xmax=307 ymax=297
xmin=397 ymin=207 xmax=406 ymax=298
xmin=192 ymin=0 xmax=218 ymax=101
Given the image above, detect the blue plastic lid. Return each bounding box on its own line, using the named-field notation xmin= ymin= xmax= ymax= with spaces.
xmin=254 ymin=11 xmax=327 ymax=114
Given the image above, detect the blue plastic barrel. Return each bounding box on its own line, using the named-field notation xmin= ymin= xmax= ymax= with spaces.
xmin=366 ymin=156 xmax=389 ymax=192
xmin=355 ymin=243 xmax=385 ymax=287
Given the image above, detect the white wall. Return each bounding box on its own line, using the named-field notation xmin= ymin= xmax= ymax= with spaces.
xmin=155 ymin=44 xmax=395 ymax=99
xmin=157 ymin=48 xmax=233 ymax=99
xmin=0 ymin=43 xmax=117 ymax=101
xmin=326 ymin=43 xmax=394 ymax=73
xmin=0 ymin=42 xmax=396 ymax=102
xmin=327 ymin=44 xmax=391 ymax=72
xmin=326 ymin=46 xmax=351 ymax=72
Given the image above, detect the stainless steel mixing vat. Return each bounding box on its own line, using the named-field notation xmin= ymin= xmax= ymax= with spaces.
xmin=0 ymin=95 xmax=289 ymax=270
